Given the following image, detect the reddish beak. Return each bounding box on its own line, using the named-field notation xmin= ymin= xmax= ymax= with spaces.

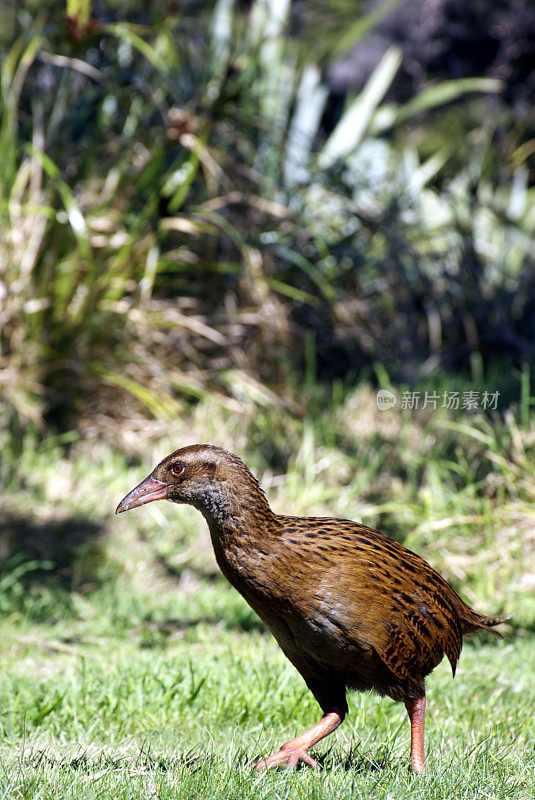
xmin=115 ymin=474 xmax=170 ymax=514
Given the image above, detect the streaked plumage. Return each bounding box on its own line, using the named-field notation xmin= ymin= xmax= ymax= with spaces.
xmin=116 ymin=444 xmax=508 ymax=772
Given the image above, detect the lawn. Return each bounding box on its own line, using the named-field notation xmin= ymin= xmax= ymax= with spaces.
xmin=0 ymin=599 xmax=533 ymax=800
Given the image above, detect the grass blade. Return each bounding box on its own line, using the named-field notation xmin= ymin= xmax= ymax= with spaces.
xmin=318 ymin=46 xmax=402 ymax=169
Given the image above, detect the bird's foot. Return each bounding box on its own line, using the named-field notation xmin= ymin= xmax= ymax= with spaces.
xmin=254 ymin=711 xmax=344 ymax=771
xmin=254 ymin=744 xmax=319 ymax=770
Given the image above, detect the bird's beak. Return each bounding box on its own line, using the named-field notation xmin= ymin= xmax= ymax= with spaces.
xmin=115 ymin=474 xmax=170 ymax=514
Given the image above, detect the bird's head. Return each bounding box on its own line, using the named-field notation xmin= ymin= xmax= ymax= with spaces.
xmin=115 ymin=444 xmax=270 ymax=525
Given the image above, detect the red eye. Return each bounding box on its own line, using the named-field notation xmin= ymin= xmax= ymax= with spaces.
xmin=171 ymin=463 xmax=184 ymax=476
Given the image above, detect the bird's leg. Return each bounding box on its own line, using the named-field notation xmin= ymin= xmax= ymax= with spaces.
xmin=405 ymin=696 xmax=426 ymax=773
xmin=253 ymin=709 xmax=345 ymax=770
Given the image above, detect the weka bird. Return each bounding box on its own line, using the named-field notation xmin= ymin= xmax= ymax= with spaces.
xmin=116 ymin=444 xmax=507 ymax=772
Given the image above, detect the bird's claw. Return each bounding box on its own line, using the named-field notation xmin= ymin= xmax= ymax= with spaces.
xmin=254 ymin=745 xmax=319 ymax=770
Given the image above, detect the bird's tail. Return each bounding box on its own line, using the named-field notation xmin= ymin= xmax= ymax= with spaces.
xmin=461 ymin=607 xmax=511 ymax=637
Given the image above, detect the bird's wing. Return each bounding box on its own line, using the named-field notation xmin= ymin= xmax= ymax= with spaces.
xmin=357 ymin=556 xmax=464 ymax=680
xmin=279 ymin=518 xmax=466 ymax=681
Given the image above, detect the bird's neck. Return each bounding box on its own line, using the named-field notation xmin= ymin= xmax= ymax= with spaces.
xmin=194 ymin=480 xmax=276 ymax=536
xmin=190 ymin=476 xmax=279 ymax=581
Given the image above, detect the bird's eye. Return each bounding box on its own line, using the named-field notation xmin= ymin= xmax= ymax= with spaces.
xmin=171 ymin=463 xmax=184 ymax=476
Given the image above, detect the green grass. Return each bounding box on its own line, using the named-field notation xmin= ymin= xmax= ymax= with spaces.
xmin=0 ymin=606 xmax=533 ymax=799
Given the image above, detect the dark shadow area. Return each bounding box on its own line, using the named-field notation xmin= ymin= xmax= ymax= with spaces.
xmin=0 ymin=513 xmax=106 ymax=591
xmin=314 ymin=747 xmax=391 ymax=773
xmin=250 ymin=746 xmax=391 ymax=773
xmin=30 ymin=746 xmax=212 ymax=775
xmin=135 ymin=613 xmax=267 ymax=648
xmin=0 ymin=512 xmax=268 ymax=634
xmin=324 ymin=0 xmax=535 ymax=111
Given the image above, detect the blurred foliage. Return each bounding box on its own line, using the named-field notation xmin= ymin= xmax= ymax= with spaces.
xmin=0 ymin=0 xmax=534 ymax=436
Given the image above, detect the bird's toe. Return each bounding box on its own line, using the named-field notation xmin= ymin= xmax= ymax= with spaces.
xmin=254 ymin=746 xmax=319 ymax=770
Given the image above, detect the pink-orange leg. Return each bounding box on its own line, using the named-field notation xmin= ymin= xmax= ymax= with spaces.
xmin=405 ymin=696 xmax=426 ymax=773
xmin=254 ymin=710 xmax=344 ymax=770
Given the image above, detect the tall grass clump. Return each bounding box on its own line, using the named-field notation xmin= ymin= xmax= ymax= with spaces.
xmin=1 ymin=0 xmax=534 ymax=442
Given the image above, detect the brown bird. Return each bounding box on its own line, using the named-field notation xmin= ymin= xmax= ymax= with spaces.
xmin=116 ymin=444 xmax=508 ymax=773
